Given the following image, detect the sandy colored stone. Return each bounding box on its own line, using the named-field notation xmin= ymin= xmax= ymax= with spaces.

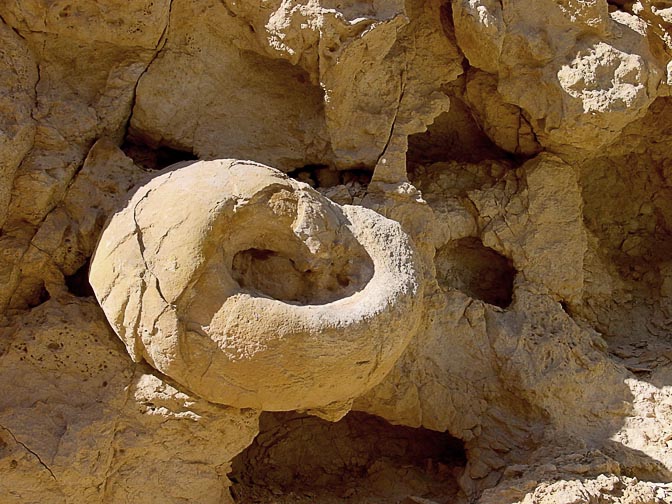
xmin=8 ymin=139 xmax=147 ymax=311
xmin=0 ymin=297 xmax=258 ymax=503
xmin=1 ymin=1 xmax=672 ymax=502
xmin=356 ymin=149 xmax=670 ymax=499
xmin=464 ymin=70 xmax=541 ymax=157
xmin=0 ymin=20 xmax=37 ymax=230
xmin=0 ymin=0 xmax=170 ymax=47
xmin=452 ymin=0 xmax=504 ymax=74
xmin=0 ymin=1 xmax=170 ymax=313
xmin=452 ymin=0 xmax=666 ymax=156
xmin=0 ymin=0 xmax=169 ymax=227
xmin=470 ymin=153 xmax=587 ymax=303
xmin=131 ymin=0 xmax=461 ymax=172
xmin=90 ymin=159 xmax=423 ymax=417
xmin=128 ymin=0 xmax=332 ymax=172
xmin=480 ymin=474 xmax=672 ymax=504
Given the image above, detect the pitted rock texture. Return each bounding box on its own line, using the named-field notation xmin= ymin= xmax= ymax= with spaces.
xmin=0 ymin=298 xmax=259 ymax=504
xmin=1 ymin=0 xmax=672 ymax=503
xmin=453 ymin=0 xmax=664 ymax=157
xmin=89 ymin=159 xmax=423 ymax=417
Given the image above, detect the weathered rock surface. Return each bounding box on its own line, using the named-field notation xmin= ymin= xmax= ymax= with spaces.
xmin=90 ymin=159 xmax=423 ymax=418
xmin=0 ymin=0 xmax=671 ymax=503
xmin=0 ymin=20 xmax=37 ymax=230
xmin=0 ymin=297 xmax=258 ymax=503
xmin=453 ymin=0 xmax=667 ymax=157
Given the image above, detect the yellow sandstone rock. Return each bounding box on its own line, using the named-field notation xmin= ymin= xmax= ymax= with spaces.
xmin=90 ymin=159 xmax=423 ymax=418
xmin=0 ymin=0 xmax=671 ymax=502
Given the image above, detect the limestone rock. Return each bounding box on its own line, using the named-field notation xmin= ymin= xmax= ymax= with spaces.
xmin=90 ymin=159 xmax=423 ymax=416
xmin=0 ymin=0 xmax=170 ymax=313
xmin=0 ymin=20 xmax=37 ymax=230
xmin=480 ymin=474 xmax=672 ymax=504
xmin=452 ymin=0 xmax=667 ymax=156
xmin=8 ymin=139 xmax=146 ymax=310
xmin=1 ymin=1 xmax=672 ymax=502
xmin=356 ymin=149 xmax=669 ymax=498
xmin=452 ymin=0 xmax=504 ymax=74
xmin=0 ymin=297 xmax=258 ymax=503
xmin=128 ymin=0 xmax=332 ymax=172
xmin=0 ymin=0 xmax=169 ymax=228
xmin=130 ymin=0 xmax=462 ymax=171
xmin=464 ymin=70 xmax=542 ymax=157
xmin=0 ymin=0 xmax=171 ymax=48
xmin=470 ymin=153 xmax=587 ymax=303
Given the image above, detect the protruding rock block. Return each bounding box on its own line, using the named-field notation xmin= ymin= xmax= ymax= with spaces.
xmin=90 ymin=159 xmax=423 ymax=415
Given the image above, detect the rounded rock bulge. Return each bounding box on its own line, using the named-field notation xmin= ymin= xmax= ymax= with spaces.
xmin=89 ymin=159 xmax=423 ymax=415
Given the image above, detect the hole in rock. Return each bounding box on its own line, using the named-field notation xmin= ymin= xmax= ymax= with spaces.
xmin=230 ymin=411 xmax=466 ymax=504
xmin=121 ymin=138 xmax=197 ymax=170
xmin=288 ymin=165 xmax=372 ymax=190
xmin=607 ymin=0 xmax=635 ymax=12
xmin=65 ymin=260 xmax=95 ymax=298
xmin=25 ymin=283 xmax=51 ymax=309
xmin=435 ymin=237 xmax=515 ymax=308
xmin=287 ymin=164 xmax=330 ymax=187
xmin=288 ymin=165 xmax=373 ymax=206
xmin=231 ymin=246 xmax=373 ymax=305
xmin=406 ymin=105 xmax=507 ymax=170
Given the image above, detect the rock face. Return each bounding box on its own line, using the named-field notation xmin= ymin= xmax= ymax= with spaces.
xmin=1 ymin=1 xmax=672 ymax=503
xmin=89 ymin=159 xmax=422 ymax=418
xmin=454 ymin=0 xmax=663 ymax=157
xmin=0 ymin=298 xmax=259 ymax=504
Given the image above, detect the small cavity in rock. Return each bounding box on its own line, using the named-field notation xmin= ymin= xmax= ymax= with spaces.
xmin=230 ymin=411 xmax=466 ymax=504
xmin=435 ymin=237 xmax=515 ymax=308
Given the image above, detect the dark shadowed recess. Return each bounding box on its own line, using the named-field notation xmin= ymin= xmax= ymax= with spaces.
xmin=435 ymin=237 xmax=515 ymax=308
xmin=65 ymin=259 xmax=95 ymax=298
xmin=121 ymin=137 xmax=197 ymax=171
xmin=26 ymin=283 xmax=51 ymax=309
xmin=287 ymin=164 xmax=373 ymax=189
xmin=231 ymin=233 xmax=374 ymax=306
xmin=230 ymin=411 xmax=466 ymax=503
xmin=407 ymin=105 xmax=507 ymax=170
xmin=606 ymin=0 xmax=637 ymax=12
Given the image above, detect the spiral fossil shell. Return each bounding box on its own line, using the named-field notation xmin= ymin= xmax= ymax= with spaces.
xmin=90 ymin=159 xmax=423 ymax=415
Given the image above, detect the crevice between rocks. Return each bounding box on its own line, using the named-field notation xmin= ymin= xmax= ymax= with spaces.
xmin=230 ymin=411 xmax=467 ymax=504
xmin=375 ymin=69 xmax=408 ymax=170
xmin=435 ymin=237 xmax=515 ymax=308
xmin=121 ymin=140 xmax=197 ymax=171
xmin=120 ymin=0 xmax=176 ymax=166
xmin=64 ymin=259 xmax=94 ymax=298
